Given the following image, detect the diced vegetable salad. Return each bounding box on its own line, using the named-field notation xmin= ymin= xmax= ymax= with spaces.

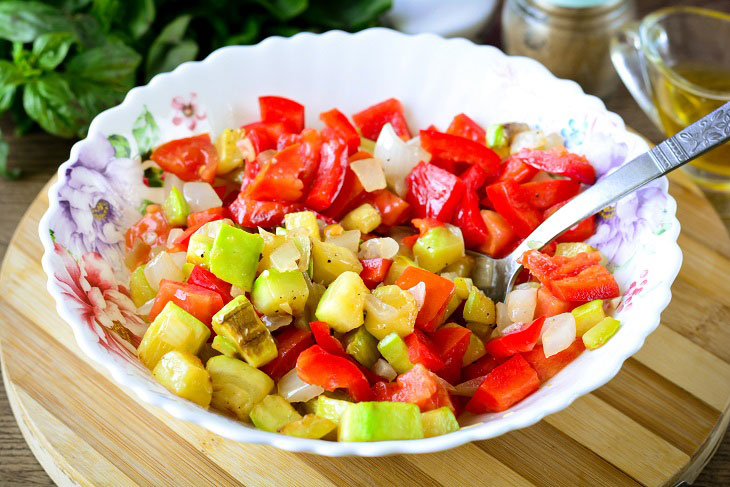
xmin=128 ymin=96 xmax=622 ymax=442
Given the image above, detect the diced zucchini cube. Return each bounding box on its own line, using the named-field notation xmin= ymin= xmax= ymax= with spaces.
xmin=206 ymin=355 xmax=274 ymax=421
xmin=162 ymin=186 xmax=189 ymax=227
xmin=442 ymin=255 xmax=476 ymax=278
xmin=214 ymin=128 xmax=245 ymax=174
xmin=384 ymin=255 xmax=418 ymax=285
xmin=280 ymin=414 xmax=337 ymax=439
xmin=285 ymin=211 xmax=321 ymax=242
xmin=209 ymin=224 xmax=263 ymax=292
xmin=315 ymin=271 xmax=369 ymax=333
xmin=486 ymin=123 xmax=507 ymax=148
xmin=341 ymin=203 xmax=381 ymax=234
xmin=364 ymin=285 xmax=417 ymax=340
xmin=251 ymin=269 xmax=309 ymax=317
xmin=211 ymin=335 xmax=238 ymax=357
xmin=212 ymin=295 xmax=277 ymax=367
xmin=130 ymin=265 xmax=156 ymax=307
xmin=463 ymin=286 xmax=496 ymax=324
xmin=344 ymin=326 xmax=380 ymax=368
xmin=421 ymin=407 xmax=459 ymax=438
xmin=249 ymin=395 xmax=302 ymax=432
xmin=187 ymin=234 xmax=214 ymax=268
xmin=339 ymin=402 xmax=423 ymax=442
xmin=311 ymin=240 xmax=362 ymax=286
xmin=555 ymin=242 xmax=595 ymax=258
xmin=377 ymin=332 xmax=413 ymax=374
xmin=583 ymin=317 xmax=620 ymax=350
xmin=413 ymin=225 xmax=465 ymax=273
xmin=315 ymin=396 xmax=352 ymax=425
xmin=572 ymin=299 xmax=606 ymax=336
xmin=152 ymin=351 xmax=212 ymax=408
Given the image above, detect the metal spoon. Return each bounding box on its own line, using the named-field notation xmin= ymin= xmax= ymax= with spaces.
xmin=473 ymin=101 xmax=730 ymax=301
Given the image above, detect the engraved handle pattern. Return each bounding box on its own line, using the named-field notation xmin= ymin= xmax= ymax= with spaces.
xmin=650 ymin=102 xmax=730 ymax=174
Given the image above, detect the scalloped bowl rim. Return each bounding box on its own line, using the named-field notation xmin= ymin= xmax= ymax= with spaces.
xmin=38 ymin=28 xmax=683 ymax=456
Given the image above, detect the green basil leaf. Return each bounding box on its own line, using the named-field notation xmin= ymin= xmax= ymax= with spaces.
xmin=89 ymin=0 xmax=120 ymax=32
xmin=0 ymin=60 xmax=25 ymax=113
xmin=145 ymin=14 xmax=198 ymax=81
xmin=133 ymin=106 xmax=160 ymax=156
xmin=0 ymin=1 xmax=76 ymax=42
xmin=302 ymin=0 xmax=392 ymax=30
xmin=252 ymin=0 xmax=308 ymax=21
xmin=124 ymin=0 xmax=156 ymax=40
xmin=0 ymin=129 xmax=20 ymax=180
xmin=23 ymin=73 xmax=83 ymax=137
xmin=32 ymin=32 xmax=77 ymax=70
xmin=66 ymin=39 xmax=141 ymax=89
xmin=108 ymin=134 xmax=131 ymax=158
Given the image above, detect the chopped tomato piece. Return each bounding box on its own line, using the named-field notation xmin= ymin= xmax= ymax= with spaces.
xmin=462 ymin=355 xmax=506 ymax=381
xmin=534 ymin=286 xmax=571 ymax=318
xmin=496 ymin=156 xmax=539 ymax=183
xmin=543 ymin=199 xmax=596 ymax=242
xmin=320 ymin=108 xmax=360 ymax=154
xmin=296 ymin=345 xmax=372 ymax=402
xmin=359 ymin=258 xmax=393 ymax=289
xmin=523 ymin=339 xmax=585 ymax=382
xmin=261 ymin=327 xmax=314 ymax=380
xmin=372 ymin=364 xmax=454 ymax=413
xmin=125 ymin=204 xmax=171 ymax=250
xmin=453 ymin=190 xmax=489 ymax=248
xmin=477 ymin=209 xmax=516 ymax=257
xmin=510 ymin=147 xmax=596 ymax=184
xmin=460 ymin=164 xmax=489 ymax=192
xmin=148 ymin=280 xmax=225 ymax=331
xmin=352 ymin=98 xmax=411 ymax=141
xmin=228 ymin=192 xmax=303 ymax=228
xmin=186 ymin=265 xmax=233 ymax=304
xmin=186 ymin=207 xmax=228 ymax=228
xmin=419 ymin=129 xmax=500 ymax=176
xmin=150 ymin=134 xmax=218 ymax=183
xmin=521 ymin=179 xmax=580 ymax=210
xmin=484 ymin=316 xmax=546 ymax=358
xmin=395 ymin=266 xmax=455 ymax=332
xmin=404 ymin=330 xmax=445 ymax=371
xmin=466 ymin=354 xmax=540 ymax=413
xmin=406 ymin=161 xmax=465 ymax=222
xmin=446 ymin=113 xmax=486 ymax=144
xmin=362 ymin=189 xmax=410 ymax=227
xmin=486 ymin=180 xmax=542 ymax=238
xmin=246 ymin=137 xmax=317 ymax=202
xmin=304 ymin=139 xmax=349 ymax=211
xmin=309 ymin=321 xmax=347 ymax=356
xmin=241 ymin=122 xmax=282 ymax=153
xmin=521 ymin=249 xmax=602 ymax=283
xmin=259 ymin=96 xmax=305 ymax=133
xmin=430 ymin=326 xmax=472 ymax=384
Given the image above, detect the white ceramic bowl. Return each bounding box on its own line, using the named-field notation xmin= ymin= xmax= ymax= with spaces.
xmin=39 ymin=28 xmax=682 ymax=456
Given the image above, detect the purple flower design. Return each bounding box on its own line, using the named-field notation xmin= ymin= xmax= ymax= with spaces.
xmin=54 ymin=134 xmax=143 ymax=275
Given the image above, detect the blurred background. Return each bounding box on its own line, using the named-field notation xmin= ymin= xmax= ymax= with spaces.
xmin=1 ymin=0 xmax=729 ymax=485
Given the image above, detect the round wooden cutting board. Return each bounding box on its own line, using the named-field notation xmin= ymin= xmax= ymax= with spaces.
xmin=2 ymin=170 xmax=730 ymax=487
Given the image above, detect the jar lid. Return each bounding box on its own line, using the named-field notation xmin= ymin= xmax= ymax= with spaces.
xmin=540 ymin=0 xmax=619 ymax=7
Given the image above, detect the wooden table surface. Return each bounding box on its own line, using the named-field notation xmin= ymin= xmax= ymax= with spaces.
xmin=1 ymin=1 xmax=729 ymax=485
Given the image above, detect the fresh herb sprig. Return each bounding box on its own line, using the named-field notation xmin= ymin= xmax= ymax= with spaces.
xmin=0 ymin=0 xmax=391 ymax=179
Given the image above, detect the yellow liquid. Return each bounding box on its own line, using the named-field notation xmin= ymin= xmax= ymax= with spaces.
xmin=652 ymin=62 xmax=730 ymax=179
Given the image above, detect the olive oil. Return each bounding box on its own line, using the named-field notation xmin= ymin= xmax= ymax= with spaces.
xmin=652 ymin=62 xmax=730 ymax=177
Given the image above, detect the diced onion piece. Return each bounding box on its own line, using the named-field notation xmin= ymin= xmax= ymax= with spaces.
xmin=270 ymin=241 xmax=301 ymax=272
xmin=372 ymin=358 xmax=397 ymax=382
xmin=257 ymin=149 xmax=276 ymax=165
xmin=510 ymin=129 xmax=547 ymax=154
xmin=434 ymin=375 xmax=457 ymax=393
xmin=358 ymin=237 xmax=399 ymax=260
xmin=163 ymin=173 xmax=184 ymax=198
xmin=166 ymin=228 xmax=184 ymax=247
xmin=261 ymin=314 xmax=293 ymax=332
xmin=502 ymin=320 xmax=529 ymax=336
xmin=406 ymin=136 xmax=432 ymax=163
xmin=144 ymin=251 xmax=183 ymax=291
xmin=407 ymin=282 xmax=426 ymax=311
xmin=544 ymin=132 xmax=564 ymax=150
xmin=350 ymin=157 xmax=387 ymax=192
xmin=194 ymin=219 xmax=234 ymax=239
xmin=496 ymin=301 xmax=512 ymax=332
xmin=506 ymin=288 xmax=537 ymax=324
xmin=374 ymin=123 xmax=428 ymax=197
xmin=183 ymin=182 xmax=223 ymax=213
xmin=364 ymin=294 xmax=399 ymax=323
xmin=278 ymin=368 xmax=324 ymax=402
xmin=454 ymin=375 xmax=488 ymax=397
xmin=541 ymin=312 xmax=577 ymax=357
xmin=137 ymin=298 xmax=155 ymax=316
xmin=230 ymin=286 xmax=245 ymax=298
xmin=168 ymin=252 xmax=187 ymax=270
xmin=326 ymin=230 xmax=361 ymax=254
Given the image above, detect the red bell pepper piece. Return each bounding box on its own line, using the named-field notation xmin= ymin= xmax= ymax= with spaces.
xmin=352 ymin=98 xmax=411 ymax=141
xmin=395 ymin=266 xmax=455 ymax=332
xmin=304 ymin=139 xmax=349 ymax=211
xmin=460 ymin=164 xmax=489 ymax=192
xmin=261 ymin=327 xmax=314 ymax=380
xmin=323 ymin=151 xmax=372 ymax=220
xmin=452 ymin=190 xmax=489 ymax=248
xmin=309 ymin=321 xmax=346 ymax=356
xmin=259 ymin=96 xmax=305 ymax=133
xmin=496 ymin=156 xmax=539 ymax=183
xmin=510 ymin=147 xmax=596 ymax=184
xmin=466 ymin=353 xmax=540 ymax=413
xmin=372 ymin=364 xmax=455 ymax=413
xmin=228 ymin=192 xmax=303 ymax=228
xmin=150 ymin=134 xmax=218 ymax=184
xmin=406 ymin=161 xmax=465 ymax=222
xmin=486 ymin=180 xmax=542 ymax=238
xmin=521 ymin=179 xmax=580 ymax=210
xmin=148 ymin=280 xmax=225 ymax=330
xmin=186 ymin=265 xmax=234 ymax=304
xmin=430 ymin=326 xmax=472 ymax=384
xmin=462 ymin=355 xmax=506 ymax=381
xmin=362 ymin=189 xmax=410 ymax=227
xmin=484 ymin=316 xmax=546 ymax=358
xmin=522 ymin=339 xmax=585 ymax=382
xmin=543 ymin=199 xmax=596 ymax=242
xmin=520 ymin=249 xmax=601 ymax=283
xmin=446 ymin=113 xmax=486 ymax=144
xmin=359 ymin=258 xmax=393 ymax=289
xmin=534 ymin=286 xmax=571 ymax=318
xmin=477 ymin=209 xmax=516 ymax=258
xmin=420 ymin=129 xmax=500 ymax=176
xmin=404 ymin=330 xmax=445 ymax=371
xmin=241 ymin=123 xmax=278 ymax=154
xmin=296 ymin=345 xmax=372 ymax=402
xmin=277 ymin=132 xmax=300 ymax=151
xmin=186 ymin=207 xmax=228 ymax=228
xmin=320 ymin=108 xmax=360 ymax=154
xmin=549 ymin=265 xmax=620 ymax=302
xmin=125 ymin=204 xmax=171 ymax=250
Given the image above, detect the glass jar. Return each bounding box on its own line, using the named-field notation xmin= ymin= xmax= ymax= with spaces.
xmin=502 ymin=0 xmax=636 ymax=97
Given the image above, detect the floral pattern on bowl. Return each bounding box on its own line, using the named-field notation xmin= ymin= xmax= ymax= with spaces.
xmin=39 ymin=28 xmax=682 ymax=456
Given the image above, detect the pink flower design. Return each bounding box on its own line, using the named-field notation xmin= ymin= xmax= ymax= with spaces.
xmin=617 ymin=269 xmax=649 ymax=312
xmin=171 ymin=93 xmax=206 ymax=130
xmin=50 ymin=242 xmax=148 ymax=360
